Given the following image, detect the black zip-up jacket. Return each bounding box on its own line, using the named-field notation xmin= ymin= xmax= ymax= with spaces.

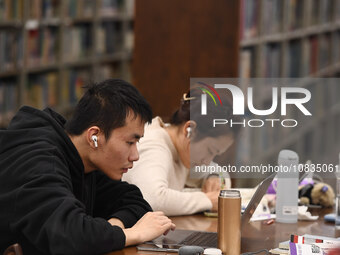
xmin=0 ymin=106 xmax=152 ymax=255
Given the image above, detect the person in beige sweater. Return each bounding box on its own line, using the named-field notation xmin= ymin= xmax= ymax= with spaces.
xmin=123 ymin=88 xmax=239 ymax=216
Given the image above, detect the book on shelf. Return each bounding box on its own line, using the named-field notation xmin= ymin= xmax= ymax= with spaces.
xmin=240 ymin=0 xmax=259 ymax=40
xmin=336 ymin=0 xmax=340 ymax=21
xmin=0 ymin=84 xmax=3 ymax=123
xmin=66 ymin=0 xmax=93 ymax=19
xmin=62 ymin=68 xmax=89 ymax=105
xmin=287 ymin=0 xmax=304 ymax=31
xmin=239 ymin=47 xmax=254 ymax=92
xmin=124 ymin=26 xmax=134 ymax=51
xmin=309 ymin=36 xmax=319 ymax=74
xmin=318 ymin=34 xmax=331 ymax=70
xmin=319 ymin=0 xmax=332 ymax=24
xmin=262 ymin=43 xmax=281 ymax=78
xmin=26 ymin=72 xmax=58 ymax=109
xmin=100 ymin=0 xmax=124 ymax=17
xmin=287 ymin=40 xmax=302 ymax=77
xmin=239 ymin=49 xmax=251 ymax=82
xmin=98 ymin=63 xmax=121 ymax=80
xmin=0 ymin=29 xmax=23 ymax=72
xmin=97 ymin=21 xmax=122 ymax=55
xmin=301 ymin=39 xmax=311 ymax=77
xmin=310 ymin=0 xmax=321 ymax=26
xmin=262 ymin=0 xmax=282 ymax=35
xmin=0 ymin=80 xmax=18 ymax=123
xmin=29 ymin=0 xmax=59 ymax=20
xmin=125 ymin=0 xmax=135 ymax=17
xmin=63 ymin=24 xmax=91 ymax=62
xmin=332 ymin=31 xmax=340 ymax=64
xmin=0 ymin=0 xmax=23 ymax=22
xmin=27 ymin=27 xmax=58 ymax=67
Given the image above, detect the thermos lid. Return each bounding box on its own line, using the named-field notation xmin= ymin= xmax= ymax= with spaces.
xmin=219 ymin=189 xmax=240 ymax=198
xmin=203 ymin=248 xmax=222 ymax=255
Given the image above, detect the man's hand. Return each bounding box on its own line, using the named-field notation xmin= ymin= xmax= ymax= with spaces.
xmin=108 ymin=218 xmax=125 ymax=229
xmin=202 ymin=176 xmax=221 ymax=193
xmin=123 ymin=211 xmax=176 ymax=246
xmin=204 ymin=190 xmax=219 ymax=212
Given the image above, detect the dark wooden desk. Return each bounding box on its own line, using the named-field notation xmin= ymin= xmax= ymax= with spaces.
xmin=106 ymin=208 xmax=338 ymax=254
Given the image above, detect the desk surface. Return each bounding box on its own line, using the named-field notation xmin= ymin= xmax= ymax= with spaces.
xmin=107 ymin=208 xmax=339 ymax=254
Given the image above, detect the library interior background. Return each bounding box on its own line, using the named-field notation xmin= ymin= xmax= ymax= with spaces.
xmin=0 ymin=0 xmax=340 ymax=187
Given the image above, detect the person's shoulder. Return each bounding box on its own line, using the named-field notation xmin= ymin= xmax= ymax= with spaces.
xmin=141 ymin=116 xmax=168 ymax=140
xmin=145 ymin=116 xmax=166 ymax=130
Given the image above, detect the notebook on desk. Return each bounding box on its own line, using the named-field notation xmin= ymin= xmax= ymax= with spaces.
xmin=137 ymin=173 xmax=275 ymax=252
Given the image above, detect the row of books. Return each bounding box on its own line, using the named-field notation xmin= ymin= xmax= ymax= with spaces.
xmin=29 ymin=23 xmax=128 ymax=65
xmin=25 ymin=69 xmax=89 ymax=110
xmin=67 ymin=0 xmax=134 ymax=19
xmin=240 ymin=0 xmax=340 ymax=40
xmin=0 ymin=22 xmax=132 ymax=73
xmin=287 ymin=34 xmax=336 ymax=77
xmin=0 ymin=0 xmax=135 ymax=22
xmin=0 ymin=0 xmax=23 ymax=22
xmin=2 ymin=64 xmax=127 ymax=115
xmin=0 ymin=80 xmax=17 ymax=124
xmin=240 ymin=32 xmax=340 ymax=79
xmin=0 ymin=29 xmax=23 ymax=72
xmin=0 ymin=64 xmax=130 ymax=126
xmin=316 ymin=0 xmax=338 ymax=25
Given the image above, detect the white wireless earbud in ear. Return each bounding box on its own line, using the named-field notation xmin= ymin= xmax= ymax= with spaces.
xmin=186 ymin=127 xmax=192 ymax=138
xmin=91 ymin=135 xmax=98 ymax=148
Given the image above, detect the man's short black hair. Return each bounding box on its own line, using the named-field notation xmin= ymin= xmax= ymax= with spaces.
xmin=65 ymin=79 xmax=152 ymax=139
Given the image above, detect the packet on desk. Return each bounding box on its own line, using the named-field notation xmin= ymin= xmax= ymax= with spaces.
xmin=289 ymin=243 xmax=322 ymax=255
xmin=289 ymin=242 xmax=339 ymax=255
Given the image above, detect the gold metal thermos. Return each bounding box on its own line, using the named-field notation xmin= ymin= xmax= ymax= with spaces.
xmin=218 ymin=190 xmax=241 ymax=255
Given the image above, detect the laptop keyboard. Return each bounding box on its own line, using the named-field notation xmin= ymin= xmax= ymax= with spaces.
xmin=178 ymin=232 xmax=217 ymax=248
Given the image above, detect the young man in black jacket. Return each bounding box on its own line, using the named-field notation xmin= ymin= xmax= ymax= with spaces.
xmin=0 ymin=79 xmax=175 ymax=255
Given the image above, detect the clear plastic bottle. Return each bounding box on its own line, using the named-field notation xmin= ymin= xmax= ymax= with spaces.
xmin=275 ymin=150 xmax=299 ymax=223
xmin=335 ymin=158 xmax=340 ymax=229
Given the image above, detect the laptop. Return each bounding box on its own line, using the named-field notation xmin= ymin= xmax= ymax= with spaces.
xmin=137 ymin=173 xmax=275 ymax=252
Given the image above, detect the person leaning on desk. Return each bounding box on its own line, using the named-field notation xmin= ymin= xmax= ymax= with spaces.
xmin=0 ymin=79 xmax=175 ymax=255
xmin=123 ymin=88 xmax=240 ymax=216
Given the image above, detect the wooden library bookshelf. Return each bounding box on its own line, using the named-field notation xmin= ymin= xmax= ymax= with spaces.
xmin=133 ymin=0 xmax=340 ymax=177
xmin=0 ymin=0 xmax=134 ymax=127
xmin=238 ymin=0 xmax=340 ymax=168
